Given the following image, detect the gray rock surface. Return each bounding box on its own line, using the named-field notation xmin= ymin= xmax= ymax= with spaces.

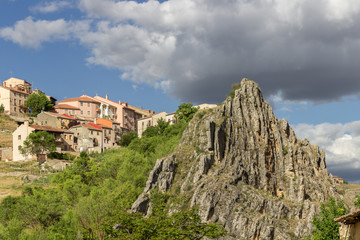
xmin=132 ymin=78 xmax=338 ymax=239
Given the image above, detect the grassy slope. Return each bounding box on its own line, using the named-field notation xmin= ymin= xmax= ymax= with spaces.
xmin=0 ymin=114 xmax=17 ymax=147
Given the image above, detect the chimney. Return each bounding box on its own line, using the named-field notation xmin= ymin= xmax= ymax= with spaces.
xmin=106 ymin=94 xmax=108 ymax=100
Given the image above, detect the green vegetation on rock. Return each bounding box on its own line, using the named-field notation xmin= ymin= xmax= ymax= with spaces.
xmin=0 ymin=104 xmax=224 ymax=239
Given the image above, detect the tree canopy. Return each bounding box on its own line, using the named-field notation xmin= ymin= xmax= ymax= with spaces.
xmin=24 ymin=93 xmax=53 ymax=116
xmin=174 ymin=103 xmax=198 ymax=123
xmin=19 ymin=131 xmax=56 ymax=160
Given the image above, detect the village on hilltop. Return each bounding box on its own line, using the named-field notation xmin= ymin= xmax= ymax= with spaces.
xmin=0 ymin=77 xmax=216 ymax=162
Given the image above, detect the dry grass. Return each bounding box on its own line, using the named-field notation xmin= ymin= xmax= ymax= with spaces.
xmin=0 ymin=114 xmax=18 ymax=147
xmin=0 ymin=160 xmax=44 ymax=200
xmin=337 ymin=184 xmax=360 ymax=209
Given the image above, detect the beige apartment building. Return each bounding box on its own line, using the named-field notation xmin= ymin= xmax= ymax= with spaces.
xmin=70 ymin=124 xmax=103 ymax=153
xmin=137 ymin=111 xmax=168 ymax=138
xmin=0 ymin=77 xmax=32 ymax=116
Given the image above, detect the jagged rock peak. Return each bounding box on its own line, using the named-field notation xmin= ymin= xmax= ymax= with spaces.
xmin=132 ymin=78 xmax=338 ymax=239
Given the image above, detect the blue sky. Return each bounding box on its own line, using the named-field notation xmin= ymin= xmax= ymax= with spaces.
xmin=1 ymin=0 xmax=360 ymax=182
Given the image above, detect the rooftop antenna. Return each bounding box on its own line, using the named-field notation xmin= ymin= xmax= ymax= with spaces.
xmin=9 ymin=71 xmax=12 ymax=77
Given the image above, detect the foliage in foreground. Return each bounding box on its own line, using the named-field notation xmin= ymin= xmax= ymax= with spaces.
xmin=0 ymin=105 xmax=224 ymax=239
xmin=311 ymin=197 xmax=348 ymax=240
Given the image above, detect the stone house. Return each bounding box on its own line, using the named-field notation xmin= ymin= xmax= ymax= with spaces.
xmin=57 ymin=95 xmax=101 ymax=120
xmin=96 ymin=118 xmax=122 ymax=145
xmin=0 ymin=78 xmax=31 ymax=116
xmin=35 ymin=111 xmax=78 ymax=129
xmin=13 ymin=121 xmax=74 ymax=161
xmin=335 ymin=209 xmax=360 ymax=239
xmin=70 ymin=123 xmax=102 ymax=153
xmin=137 ymin=111 xmax=167 ymax=138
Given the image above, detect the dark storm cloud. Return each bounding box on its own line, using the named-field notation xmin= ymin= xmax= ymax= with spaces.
xmin=4 ymin=0 xmax=360 ymax=104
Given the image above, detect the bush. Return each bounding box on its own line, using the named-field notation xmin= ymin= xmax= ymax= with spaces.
xmin=47 ymin=152 xmax=76 ymax=160
xmin=228 ymin=83 xmax=241 ymax=99
xmin=118 ymin=131 xmax=138 ymax=146
xmin=312 ymin=197 xmax=348 ymax=240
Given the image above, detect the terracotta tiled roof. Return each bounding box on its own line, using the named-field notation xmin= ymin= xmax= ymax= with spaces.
xmin=44 ymin=111 xmax=74 ymax=120
xmin=96 ymin=118 xmax=113 ymax=128
xmin=54 ymin=104 xmax=80 ymax=110
xmin=62 ymin=114 xmax=75 ymax=119
xmin=71 ymin=124 xmax=101 ymax=131
xmin=0 ymin=85 xmax=30 ymax=95
xmin=58 ymin=95 xmax=100 ymax=103
xmin=29 ymin=124 xmax=73 ymax=133
xmin=87 ymin=122 xmax=102 ymax=130
xmin=334 ymin=209 xmax=360 ymax=224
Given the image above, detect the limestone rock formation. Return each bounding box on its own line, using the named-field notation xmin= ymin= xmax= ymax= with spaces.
xmin=132 ymin=78 xmax=338 ymax=239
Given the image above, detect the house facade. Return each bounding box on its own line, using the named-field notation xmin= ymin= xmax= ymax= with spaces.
xmin=70 ymin=123 xmax=102 ymax=153
xmin=0 ymin=84 xmax=30 ymax=116
xmin=13 ymin=121 xmax=74 ymax=161
xmin=53 ymin=104 xmax=81 ymax=116
xmin=35 ymin=112 xmax=78 ymax=129
xmin=137 ymin=111 xmax=167 ymax=138
xmin=335 ymin=209 xmax=360 ymax=239
xmin=57 ymin=95 xmax=100 ymax=120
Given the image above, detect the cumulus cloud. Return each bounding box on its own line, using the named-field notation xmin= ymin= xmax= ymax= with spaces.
xmin=74 ymin=0 xmax=360 ymax=104
xmin=294 ymin=121 xmax=360 ymax=183
xmin=4 ymin=0 xmax=360 ymax=104
xmin=31 ymin=1 xmax=72 ymax=13
xmin=0 ymin=17 xmax=89 ymax=48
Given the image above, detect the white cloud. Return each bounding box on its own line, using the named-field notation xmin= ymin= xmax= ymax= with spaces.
xmin=31 ymin=1 xmax=72 ymax=13
xmin=294 ymin=121 xmax=360 ymax=182
xmin=4 ymin=0 xmax=360 ymax=104
xmin=0 ymin=17 xmax=89 ymax=48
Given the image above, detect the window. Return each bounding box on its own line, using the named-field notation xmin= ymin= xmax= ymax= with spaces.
xmin=97 ymin=132 xmax=99 ymax=136
xmin=72 ymin=110 xmax=75 ymax=114
xmin=65 ymin=110 xmax=68 ymax=113
xmin=80 ymin=102 xmax=83 ymax=106
xmin=81 ymin=110 xmax=83 ymax=115
xmin=69 ymin=135 xmax=72 ymax=140
xmin=87 ymin=103 xmax=90 ymax=107
xmin=64 ymin=135 xmax=67 ymax=140
xmin=45 ymin=121 xmax=47 ymax=124
xmin=14 ymin=107 xmax=16 ymax=111
xmin=87 ymin=111 xmax=90 ymax=115
xmin=18 ymin=135 xmax=21 ymax=140
xmin=41 ymin=121 xmax=43 ymax=125
xmin=19 ymin=100 xmax=21 ymax=105
xmin=91 ymin=130 xmax=93 ymax=135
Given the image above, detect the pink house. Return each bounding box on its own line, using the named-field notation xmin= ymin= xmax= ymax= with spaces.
xmin=94 ymin=95 xmax=137 ymax=131
xmin=53 ymin=104 xmax=81 ymax=116
xmin=57 ymin=95 xmax=100 ymax=120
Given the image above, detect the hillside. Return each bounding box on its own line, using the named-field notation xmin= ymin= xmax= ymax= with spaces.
xmin=132 ymin=78 xmax=339 ymax=239
xmin=0 ymin=114 xmax=17 ymax=147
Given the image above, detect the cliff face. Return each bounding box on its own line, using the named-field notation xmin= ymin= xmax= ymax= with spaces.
xmin=132 ymin=78 xmax=338 ymax=239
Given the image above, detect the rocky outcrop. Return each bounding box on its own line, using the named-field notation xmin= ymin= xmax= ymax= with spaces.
xmin=132 ymin=78 xmax=338 ymax=239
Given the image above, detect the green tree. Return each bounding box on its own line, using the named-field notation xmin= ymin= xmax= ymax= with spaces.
xmin=0 ymin=104 xmax=4 ymax=113
xmin=175 ymin=103 xmax=198 ymax=123
xmin=24 ymin=93 xmax=53 ymax=116
xmin=312 ymin=197 xmax=348 ymax=240
xmin=19 ymin=131 xmax=56 ymax=161
xmin=119 ymin=131 xmax=138 ymax=146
